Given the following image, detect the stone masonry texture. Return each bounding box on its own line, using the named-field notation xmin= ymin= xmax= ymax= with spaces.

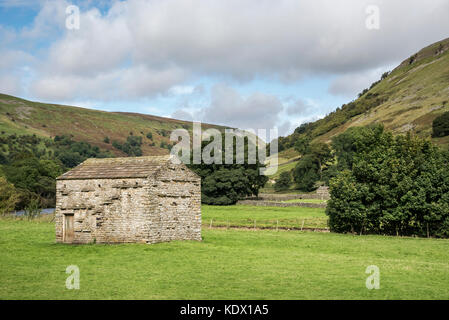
xmin=55 ymin=156 xmax=201 ymax=244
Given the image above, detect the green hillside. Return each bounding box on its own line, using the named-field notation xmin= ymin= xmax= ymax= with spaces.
xmin=0 ymin=93 xmax=222 ymax=156
xmin=277 ymin=37 xmax=449 ymax=165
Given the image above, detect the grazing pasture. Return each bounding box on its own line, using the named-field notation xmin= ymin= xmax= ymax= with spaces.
xmin=1 ymin=212 xmax=449 ymax=300
xmin=202 ymin=205 xmax=328 ymax=230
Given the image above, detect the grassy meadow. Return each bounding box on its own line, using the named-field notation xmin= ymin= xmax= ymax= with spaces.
xmin=202 ymin=205 xmax=328 ymax=229
xmin=2 ymin=206 xmax=449 ymax=300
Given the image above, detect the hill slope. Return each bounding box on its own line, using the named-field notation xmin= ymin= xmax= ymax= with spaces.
xmin=0 ymin=94 xmax=223 ymax=156
xmin=277 ymin=37 xmax=449 ymax=163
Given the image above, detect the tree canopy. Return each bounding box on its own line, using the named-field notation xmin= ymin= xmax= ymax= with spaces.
xmin=327 ymin=128 xmax=449 ymax=238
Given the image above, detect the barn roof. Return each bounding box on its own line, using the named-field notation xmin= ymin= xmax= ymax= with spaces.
xmin=57 ymin=155 xmax=176 ymax=180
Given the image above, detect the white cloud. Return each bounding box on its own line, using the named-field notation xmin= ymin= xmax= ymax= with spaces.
xmin=168 ymin=85 xmax=195 ymax=96
xmin=286 ymin=99 xmax=313 ymax=116
xmin=30 ymin=64 xmax=186 ymax=101
xmin=328 ymin=67 xmax=392 ymax=98
xmin=2 ymin=0 xmax=449 ymax=132
xmin=0 ymin=75 xmax=21 ymax=95
xmin=171 ymin=109 xmax=194 ymax=121
xmin=200 ymin=84 xmax=284 ymax=130
xmin=278 ymin=121 xmax=292 ymax=137
xmin=6 ymin=0 xmax=449 ymax=102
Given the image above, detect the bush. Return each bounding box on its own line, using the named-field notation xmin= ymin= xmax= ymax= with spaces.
xmin=0 ymin=177 xmax=19 ymax=215
xmin=24 ymin=197 xmax=41 ymax=220
xmin=327 ymin=132 xmax=449 ymax=238
xmin=432 ymin=111 xmax=449 ymax=138
xmin=274 ymin=171 xmax=292 ymax=192
xmin=112 ymin=136 xmax=142 ymax=156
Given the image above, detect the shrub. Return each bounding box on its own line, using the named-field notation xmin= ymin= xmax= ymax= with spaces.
xmin=112 ymin=136 xmax=142 ymax=156
xmin=274 ymin=171 xmax=292 ymax=192
xmin=0 ymin=177 xmax=19 ymax=215
xmin=24 ymin=197 xmax=41 ymax=220
xmin=432 ymin=111 xmax=449 ymax=138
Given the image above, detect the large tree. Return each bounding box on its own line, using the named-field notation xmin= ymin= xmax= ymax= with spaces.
xmin=327 ymin=129 xmax=449 ymax=238
xmin=187 ymin=135 xmax=268 ymax=205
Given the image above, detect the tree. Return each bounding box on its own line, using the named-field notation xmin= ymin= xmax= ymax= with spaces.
xmin=308 ymin=142 xmax=332 ymax=180
xmin=331 ymin=124 xmax=386 ymax=171
xmin=274 ymin=171 xmax=292 ymax=192
xmin=327 ymin=131 xmax=449 ymax=238
xmin=3 ymin=154 xmax=63 ymax=209
xmin=112 ymin=136 xmax=143 ymax=156
xmin=294 ymin=136 xmax=311 ymax=155
xmin=293 ymin=154 xmax=320 ymax=192
xmin=292 ymin=140 xmax=332 ymax=190
xmin=432 ymin=111 xmax=449 ymax=138
xmin=188 ymin=135 xmax=268 ymax=205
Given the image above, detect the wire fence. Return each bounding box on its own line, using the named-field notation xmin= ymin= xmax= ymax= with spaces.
xmin=203 ymin=217 xmax=329 ymax=231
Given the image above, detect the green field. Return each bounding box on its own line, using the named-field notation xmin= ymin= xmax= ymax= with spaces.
xmin=1 ymin=210 xmax=449 ymax=300
xmin=202 ymin=205 xmax=328 ymax=229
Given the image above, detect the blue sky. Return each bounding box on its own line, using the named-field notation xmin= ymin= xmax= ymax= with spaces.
xmin=1 ymin=0 xmax=449 ymax=136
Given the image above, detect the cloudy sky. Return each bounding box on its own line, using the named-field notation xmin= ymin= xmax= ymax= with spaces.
xmin=1 ymin=0 xmax=449 ymax=136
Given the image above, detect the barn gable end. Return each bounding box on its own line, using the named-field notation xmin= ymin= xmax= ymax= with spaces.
xmin=55 ymin=156 xmax=201 ymax=244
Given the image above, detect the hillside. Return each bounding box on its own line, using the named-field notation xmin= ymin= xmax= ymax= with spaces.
xmin=0 ymin=94 xmax=223 ymax=156
xmin=275 ymin=37 xmax=449 ymax=168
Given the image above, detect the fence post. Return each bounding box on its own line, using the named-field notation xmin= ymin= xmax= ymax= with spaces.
xmin=254 ymin=220 xmax=256 ymax=230
xmin=210 ymin=219 xmax=213 ymax=229
xmin=301 ymin=219 xmax=305 ymax=231
xmin=276 ymin=220 xmax=279 ymax=232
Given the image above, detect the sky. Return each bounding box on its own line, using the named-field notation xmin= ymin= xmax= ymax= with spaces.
xmin=1 ymin=0 xmax=449 ymax=137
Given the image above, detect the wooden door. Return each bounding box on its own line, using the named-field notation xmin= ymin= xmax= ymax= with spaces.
xmin=64 ymin=214 xmax=74 ymax=243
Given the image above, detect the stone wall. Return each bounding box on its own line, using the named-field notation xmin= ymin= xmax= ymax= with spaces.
xmin=148 ymin=163 xmax=201 ymax=243
xmin=247 ymin=192 xmax=330 ymax=201
xmin=237 ymin=200 xmax=327 ymax=209
xmin=55 ymin=163 xmax=201 ymax=244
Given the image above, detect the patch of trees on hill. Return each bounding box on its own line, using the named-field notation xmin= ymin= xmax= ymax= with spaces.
xmin=0 ymin=132 xmax=269 ymax=211
xmin=112 ymin=135 xmax=143 ymax=156
xmin=0 ymin=134 xmax=112 ymax=211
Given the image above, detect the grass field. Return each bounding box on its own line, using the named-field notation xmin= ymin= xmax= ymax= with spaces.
xmin=202 ymin=205 xmax=328 ymax=229
xmin=1 ymin=213 xmax=449 ymax=300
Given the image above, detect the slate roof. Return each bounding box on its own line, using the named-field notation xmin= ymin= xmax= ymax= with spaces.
xmin=57 ymin=156 xmax=174 ymax=180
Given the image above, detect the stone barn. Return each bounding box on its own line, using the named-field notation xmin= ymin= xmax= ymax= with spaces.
xmin=55 ymin=156 xmax=201 ymax=244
